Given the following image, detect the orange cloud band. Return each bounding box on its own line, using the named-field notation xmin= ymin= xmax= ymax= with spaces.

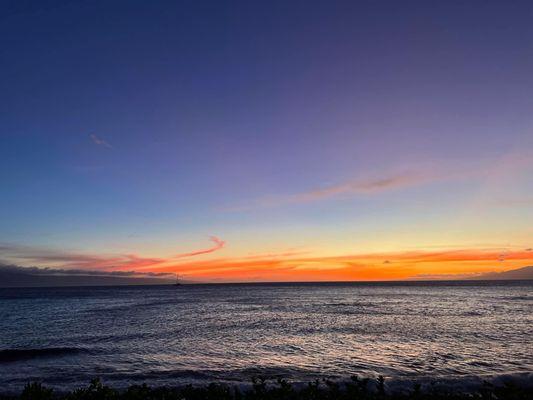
xmin=5 ymin=242 xmax=532 ymax=282
xmin=145 ymin=248 xmax=533 ymax=282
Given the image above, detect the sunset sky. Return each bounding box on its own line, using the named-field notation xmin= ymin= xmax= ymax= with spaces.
xmin=1 ymin=0 xmax=533 ymax=282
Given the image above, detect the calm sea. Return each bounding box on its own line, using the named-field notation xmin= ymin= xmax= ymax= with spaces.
xmin=1 ymin=282 xmax=532 ymax=392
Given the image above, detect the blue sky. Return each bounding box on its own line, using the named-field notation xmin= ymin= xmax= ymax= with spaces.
xmin=1 ymin=0 xmax=533 ymax=280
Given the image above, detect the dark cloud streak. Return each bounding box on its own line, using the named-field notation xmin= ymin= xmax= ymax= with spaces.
xmin=0 ymin=263 xmax=175 ymax=288
xmin=0 ymin=263 xmax=173 ymax=277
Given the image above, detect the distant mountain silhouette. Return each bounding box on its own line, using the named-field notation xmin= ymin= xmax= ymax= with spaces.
xmin=0 ymin=264 xmax=174 ymax=288
xmin=472 ymin=266 xmax=533 ymax=280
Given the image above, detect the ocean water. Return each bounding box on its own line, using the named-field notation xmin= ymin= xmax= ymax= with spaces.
xmin=0 ymin=282 xmax=532 ymax=392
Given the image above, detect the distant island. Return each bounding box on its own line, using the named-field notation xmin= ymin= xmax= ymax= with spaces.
xmin=0 ymin=264 xmax=175 ymax=288
xmin=470 ymin=265 xmax=533 ymax=280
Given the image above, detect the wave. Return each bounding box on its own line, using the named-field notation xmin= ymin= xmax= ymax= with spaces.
xmin=381 ymin=372 xmax=533 ymax=394
xmin=504 ymin=296 xmax=531 ymax=301
xmin=0 ymin=347 xmax=85 ymax=363
xmin=80 ymin=365 xmax=320 ymax=385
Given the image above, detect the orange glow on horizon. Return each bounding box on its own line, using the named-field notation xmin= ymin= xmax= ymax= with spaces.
xmin=113 ymin=248 xmax=533 ymax=282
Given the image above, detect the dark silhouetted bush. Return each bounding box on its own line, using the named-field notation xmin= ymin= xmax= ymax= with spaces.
xmin=1 ymin=375 xmax=532 ymax=400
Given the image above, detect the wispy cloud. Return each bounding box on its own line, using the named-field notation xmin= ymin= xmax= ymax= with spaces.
xmin=292 ymin=173 xmax=426 ymax=202
xmin=0 ymin=236 xmax=226 ymax=273
xmin=0 ymin=244 xmax=166 ymax=270
xmin=89 ymin=133 xmax=113 ymax=148
xmin=408 ymin=272 xmax=483 ymax=280
xmin=0 ymin=263 xmax=173 ymax=278
xmin=226 ymin=153 xmax=533 ymax=211
xmin=226 ymin=171 xmax=434 ymax=211
xmin=173 ymin=236 xmax=226 ymax=258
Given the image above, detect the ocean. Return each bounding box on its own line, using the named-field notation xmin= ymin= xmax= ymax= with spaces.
xmin=0 ymin=281 xmax=532 ymax=392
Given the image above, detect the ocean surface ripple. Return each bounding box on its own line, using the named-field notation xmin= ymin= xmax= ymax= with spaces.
xmin=0 ymin=282 xmax=532 ymax=392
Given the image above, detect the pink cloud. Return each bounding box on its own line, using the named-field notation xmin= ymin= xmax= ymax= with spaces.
xmin=225 ymin=153 xmax=533 ymax=211
xmin=173 ymin=236 xmax=226 ymax=258
xmin=0 ymin=236 xmax=227 ymax=272
xmin=231 ymin=171 xmax=431 ymax=210
xmin=288 ymin=173 xmax=426 ymax=203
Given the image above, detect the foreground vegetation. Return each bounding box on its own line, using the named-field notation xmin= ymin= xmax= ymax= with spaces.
xmin=2 ymin=376 xmax=532 ymax=400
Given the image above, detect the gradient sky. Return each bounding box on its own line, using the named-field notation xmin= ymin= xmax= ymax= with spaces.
xmin=1 ymin=0 xmax=533 ymax=282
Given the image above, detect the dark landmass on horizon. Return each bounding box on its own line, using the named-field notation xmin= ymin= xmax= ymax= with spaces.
xmin=0 ymin=263 xmax=175 ymax=287
xmin=0 ymin=264 xmax=531 ymax=288
xmin=468 ymin=265 xmax=533 ymax=280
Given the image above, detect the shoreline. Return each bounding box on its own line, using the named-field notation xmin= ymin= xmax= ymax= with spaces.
xmin=2 ymin=373 xmax=532 ymax=399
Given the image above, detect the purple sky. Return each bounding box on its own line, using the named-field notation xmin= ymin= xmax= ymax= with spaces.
xmin=1 ymin=0 xmax=532 ymax=281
